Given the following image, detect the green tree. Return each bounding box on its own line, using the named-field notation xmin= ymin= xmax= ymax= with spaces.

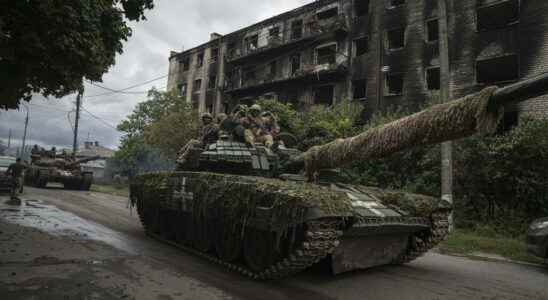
xmin=0 ymin=0 xmax=154 ymax=109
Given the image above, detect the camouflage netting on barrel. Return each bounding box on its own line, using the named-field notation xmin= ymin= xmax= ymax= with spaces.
xmin=303 ymin=86 xmax=502 ymax=178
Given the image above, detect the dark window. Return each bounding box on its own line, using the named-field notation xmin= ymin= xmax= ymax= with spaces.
xmin=386 ymin=73 xmax=404 ymax=95
xmin=194 ymin=79 xmax=202 ymax=92
xmin=317 ymin=7 xmax=338 ymax=20
xmin=477 ymin=55 xmax=519 ymax=84
xmin=210 ymin=48 xmax=219 ymax=62
xmin=180 ymin=57 xmax=190 ymax=71
xmin=245 ymin=35 xmax=259 ymax=51
xmin=426 ymin=19 xmax=439 ymax=42
xmin=314 ymin=85 xmax=334 ymax=105
xmin=316 ymin=44 xmax=337 ymax=65
xmin=243 ymin=67 xmax=256 ymax=82
xmin=178 ymin=83 xmax=187 ymax=97
xmin=353 ymin=79 xmax=367 ymax=99
xmin=388 ymin=0 xmax=405 ymax=8
xmin=208 ymin=75 xmax=216 ymax=89
xmin=426 ymin=67 xmax=440 ymax=90
xmin=268 ymin=61 xmax=277 ymax=77
xmin=291 ymin=20 xmax=303 ymax=40
xmin=269 ymin=27 xmax=280 ymax=37
xmin=355 ymin=0 xmax=370 ymax=16
xmin=196 ymin=52 xmax=204 ymax=68
xmin=387 ymin=28 xmax=405 ymax=50
xmin=354 ymin=36 xmax=369 ymax=56
xmin=291 ymin=53 xmax=301 ymax=74
xmin=477 ymin=0 xmax=519 ymax=31
xmin=207 ymin=104 xmax=214 ymax=114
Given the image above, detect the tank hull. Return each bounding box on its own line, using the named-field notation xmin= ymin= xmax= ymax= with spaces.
xmin=130 ymin=171 xmax=450 ymax=279
xmin=25 ymin=166 xmax=93 ymax=191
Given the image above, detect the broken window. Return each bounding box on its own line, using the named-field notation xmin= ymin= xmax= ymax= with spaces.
xmin=355 ymin=0 xmax=370 ymax=16
xmin=210 ymin=48 xmax=219 ymax=62
xmin=387 ymin=0 xmax=405 ymax=8
xmin=291 ymin=20 xmax=303 ymax=40
xmin=291 ymin=53 xmax=301 ymax=74
xmin=268 ymin=60 xmax=277 ymax=77
xmin=314 ymin=85 xmax=334 ymax=105
xmin=426 ymin=19 xmax=439 ymax=42
xmin=245 ymin=35 xmax=259 ymax=51
xmin=316 ymin=44 xmax=337 ymax=65
xmin=476 ymin=55 xmax=519 ymax=84
xmin=353 ymin=79 xmax=367 ymax=99
xmin=208 ymin=75 xmax=217 ymax=89
xmin=317 ymin=7 xmax=338 ymax=20
xmin=269 ymin=27 xmax=280 ymax=38
xmin=386 ymin=73 xmax=404 ymax=95
xmin=354 ymin=36 xmax=369 ymax=56
xmin=477 ymin=0 xmax=519 ymax=31
xmin=386 ymin=27 xmax=405 ymax=50
xmin=196 ymin=52 xmax=204 ymax=68
xmin=227 ymin=41 xmax=237 ymax=57
xmin=426 ymin=67 xmax=440 ymax=90
xmin=194 ymin=79 xmax=202 ymax=92
xmin=180 ymin=57 xmax=190 ymax=71
xmin=178 ymin=83 xmax=187 ymax=97
xmin=243 ymin=67 xmax=256 ymax=83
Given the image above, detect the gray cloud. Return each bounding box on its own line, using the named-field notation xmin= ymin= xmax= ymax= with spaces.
xmin=0 ymin=0 xmax=312 ymax=150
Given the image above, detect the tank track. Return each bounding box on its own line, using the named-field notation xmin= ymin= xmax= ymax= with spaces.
xmin=137 ymin=208 xmax=342 ymax=280
xmin=393 ymin=211 xmax=450 ymax=264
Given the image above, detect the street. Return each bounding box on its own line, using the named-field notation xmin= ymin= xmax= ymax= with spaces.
xmin=1 ymin=187 xmax=547 ymax=300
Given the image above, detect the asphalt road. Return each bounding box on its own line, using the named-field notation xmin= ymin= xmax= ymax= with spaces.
xmin=1 ymin=186 xmax=547 ymax=300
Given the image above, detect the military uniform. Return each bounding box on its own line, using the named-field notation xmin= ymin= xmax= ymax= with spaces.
xmin=241 ymin=105 xmax=274 ymax=147
xmin=6 ymin=160 xmax=26 ymax=199
xmin=176 ymin=113 xmax=219 ymax=170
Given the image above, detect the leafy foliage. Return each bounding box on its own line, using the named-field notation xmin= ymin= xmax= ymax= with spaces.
xmin=0 ymin=0 xmax=154 ymax=109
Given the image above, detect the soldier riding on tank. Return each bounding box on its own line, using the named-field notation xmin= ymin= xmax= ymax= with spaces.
xmin=176 ymin=113 xmax=220 ymax=170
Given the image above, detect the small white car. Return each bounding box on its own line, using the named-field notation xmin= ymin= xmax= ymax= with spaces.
xmin=0 ymin=156 xmax=17 ymax=193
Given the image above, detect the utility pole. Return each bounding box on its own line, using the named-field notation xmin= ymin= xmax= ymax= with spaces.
xmin=438 ymin=0 xmax=453 ymax=231
xmin=21 ymin=104 xmax=29 ymax=158
xmin=72 ymin=91 xmax=82 ymax=157
xmin=8 ymin=129 xmax=11 ymax=148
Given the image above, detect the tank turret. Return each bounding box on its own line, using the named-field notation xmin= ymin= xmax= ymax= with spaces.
xmin=130 ymin=73 xmax=548 ymax=279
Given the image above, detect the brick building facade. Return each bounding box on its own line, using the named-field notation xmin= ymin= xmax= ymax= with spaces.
xmin=167 ymin=0 xmax=548 ymax=120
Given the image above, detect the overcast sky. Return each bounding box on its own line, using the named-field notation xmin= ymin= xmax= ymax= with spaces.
xmin=0 ymin=0 xmax=311 ymax=150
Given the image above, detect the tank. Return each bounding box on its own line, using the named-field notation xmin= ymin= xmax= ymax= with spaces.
xmin=25 ymin=155 xmax=100 ymax=191
xmin=130 ymin=74 xmax=548 ymax=279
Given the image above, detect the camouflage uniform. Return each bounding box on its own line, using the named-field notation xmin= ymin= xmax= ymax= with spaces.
xmin=6 ymin=159 xmax=26 ymax=200
xmin=241 ymin=105 xmax=274 ymax=147
xmin=177 ymin=113 xmax=219 ymax=170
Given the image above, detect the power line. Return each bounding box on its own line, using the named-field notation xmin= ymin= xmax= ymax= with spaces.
xmin=84 ymin=75 xmax=169 ymax=98
xmin=80 ymin=106 xmax=119 ymax=131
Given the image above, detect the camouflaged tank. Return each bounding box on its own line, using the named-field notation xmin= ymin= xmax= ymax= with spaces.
xmin=130 ymin=74 xmax=548 ymax=279
xmin=25 ymin=156 xmax=99 ymax=191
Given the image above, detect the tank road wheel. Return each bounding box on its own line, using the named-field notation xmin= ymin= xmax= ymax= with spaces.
xmin=192 ymin=216 xmax=214 ymax=252
xmin=243 ymin=229 xmax=279 ymax=272
xmin=215 ymin=223 xmax=242 ymax=262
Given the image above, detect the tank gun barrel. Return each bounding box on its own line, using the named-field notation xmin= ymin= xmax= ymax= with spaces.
xmin=295 ymin=73 xmax=548 ymax=177
xmin=67 ymin=156 xmax=101 ymax=167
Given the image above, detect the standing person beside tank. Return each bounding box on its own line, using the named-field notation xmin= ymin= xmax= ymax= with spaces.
xmin=6 ymin=158 xmax=27 ymax=201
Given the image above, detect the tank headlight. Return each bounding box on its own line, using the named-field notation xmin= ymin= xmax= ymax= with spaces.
xmin=530 ymin=220 xmax=548 ymax=231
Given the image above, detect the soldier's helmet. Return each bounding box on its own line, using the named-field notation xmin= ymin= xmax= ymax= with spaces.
xmin=250 ymin=104 xmax=262 ymax=112
xmin=201 ymin=112 xmax=213 ymax=120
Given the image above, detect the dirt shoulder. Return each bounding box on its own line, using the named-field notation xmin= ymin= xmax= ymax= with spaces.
xmin=0 ymin=198 xmax=233 ymax=300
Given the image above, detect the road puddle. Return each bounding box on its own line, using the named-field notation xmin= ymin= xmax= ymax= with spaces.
xmin=0 ymin=198 xmax=138 ymax=254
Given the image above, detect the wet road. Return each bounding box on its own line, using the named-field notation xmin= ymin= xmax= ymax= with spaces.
xmin=2 ymin=186 xmax=547 ymax=300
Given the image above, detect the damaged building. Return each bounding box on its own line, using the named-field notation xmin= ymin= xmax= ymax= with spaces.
xmin=167 ymin=0 xmax=548 ymax=121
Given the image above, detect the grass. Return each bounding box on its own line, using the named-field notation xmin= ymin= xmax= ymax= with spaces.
xmin=439 ymin=229 xmax=544 ymax=264
xmin=90 ymin=183 xmax=130 ymax=198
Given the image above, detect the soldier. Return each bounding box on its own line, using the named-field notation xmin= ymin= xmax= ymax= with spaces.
xmin=241 ymin=104 xmax=274 ymax=148
xmin=261 ymin=111 xmax=280 ymax=138
xmin=220 ymin=105 xmax=247 ymax=142
xmin=176 ymin=113 xmax=220 ymax=170
xmin=6 ymin=158 xmax=27 ymax=200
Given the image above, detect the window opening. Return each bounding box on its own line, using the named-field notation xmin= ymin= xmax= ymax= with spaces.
xmin=178 ymin=84 xmax=187 ymax=97
xmin=353 ymin=79 xmax=367 ymax=99
xmin=196 ymin=52 xmax=204 ymax=68
xmin=476 ymin=55 xmax=519 ymax=84
xmin=194 ymin=79 xmax=202 ymax=92
xmin=317 ymin=7 xmax=338 ymax=20
xmin=181 ymin=57 xmax=190 ymax=71
xmin=291 ymin=53 xmax=301 ymax=74
xmin=426 ymin=67 xmax=440 ymax=90
xmin=426 ymin=19 xmax=439 ymax=42
xmin=208 ymin=75 xmax=217 ymax=89
xmin=269 ymin=27 xmax=280 ymax=38
xmin=386 ymin=73 xmax=404 ymax=95
xmin=314 ymin=85 xmax=334 ymax=105
xmin=354 ymin=36 xmax=369 ymax=56
xmin=245 ymin=34 xmax=259 ymax=51
xmin=210 ymin=48 xmax=219 ymax=62
xmin=387 ymin=0 xmax=405 ymax=9
xmin=316 ymin=44 xmax=337 ymax=65
xmin=477 ymin=0 xmax=519 ymax=31
xmin=387 ymin=28 xmax=405 ymax=50
xmin=355 ymin=0 xmax=370 ymax=16
xmin=268 ymin=61 xmax=277 ymax=77
xmin=291 ymin=20 xmax=303 ymax=40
